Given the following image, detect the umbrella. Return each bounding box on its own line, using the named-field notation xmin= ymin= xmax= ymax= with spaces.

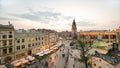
xmin=39 ymin=53 xmax=44 ymax=56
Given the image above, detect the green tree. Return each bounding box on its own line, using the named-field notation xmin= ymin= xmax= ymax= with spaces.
xmin=76 ymin=40 xmax=92 ymax=68
xmin=70 ymin=34 xmax=92 ymax=68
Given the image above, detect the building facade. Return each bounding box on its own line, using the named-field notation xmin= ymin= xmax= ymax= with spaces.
xmin=59 ymin=31 xmax=72 ymax=40
xmin=14 ymin=29 xmax=45 ymax=60
xmin=43 ymin=29 xmax=59 ymax=49
xmin=79 ymin=30 xmax=116 ymax=44
xmin=116 ymin=26 xmax=120 ymax=43
xmin=0 ymin=23 xmax=15 ymax=64
xmin=0 ymin=23 xmax=59 ymax=64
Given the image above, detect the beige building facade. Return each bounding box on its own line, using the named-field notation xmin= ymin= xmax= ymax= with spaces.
xmin=79 ymin=30 xmax=117 ymax=44
xmin=14 ymin=29 xmax=45 ymax=60
xmin=0 ymin=24 xmax=15 ymax=64
xmin=0 ymin=23 xmax=59 ymax=64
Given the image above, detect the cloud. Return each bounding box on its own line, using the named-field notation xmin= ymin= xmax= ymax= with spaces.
xmin=16 ymin=13 xmax=41 ymax=21
xmin=12 ymin=9 xmax=61 ymax=22
xmin=0 ymin=16 xmax=18 ymax=21
xmin=77 ymin=21 xmax=96 ymax=26
xmin=68 ymin=20 xmax=96 ymax=27
xmin=0 ymin=0 xmax=2 ymax=9
xmin=11 ymin=8 xmax=74 ymax=26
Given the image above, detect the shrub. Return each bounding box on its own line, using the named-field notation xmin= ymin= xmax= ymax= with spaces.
xmin=70 ymin=42 xmax=75 ymax=46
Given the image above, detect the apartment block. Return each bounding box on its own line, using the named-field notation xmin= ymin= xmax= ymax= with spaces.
xmin=0 ymin=23 xmax=59 ymax=64
xmin=0 ymin=23 xmax=14 ymax=64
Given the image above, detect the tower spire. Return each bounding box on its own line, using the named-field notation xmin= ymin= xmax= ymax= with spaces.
xmin=71 ymin=19 xmax=77 ymax=40
xmin=73 ymin=19 xmax=76 ymax=25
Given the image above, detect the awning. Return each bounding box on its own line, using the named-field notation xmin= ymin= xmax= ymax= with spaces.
xmin=14 ymin=61 xmax=22 ymax=67
xmin=44 ymin=49 xmax=49 ymax=52
xmin=19 ymin=58 xmax=25 ymax=61
xmin=11 ymin=60 xmax=19 ymax=65
xmin=44 ymin=51 xmax=49 ymax=54
xmin=50 ymin=47 xmax=54 ymax=49
xmin=47 ymin=50 xmax=52 ymax=53
xmin=26 ymin=56 xmax=35 ymax=61
xmin=22 ymin=60 xmax=28 ymax=64
xmin=19 ymin=58 xmax=29 ymax=64
xmin=38 ymin=53 xmax=44 ymax=56
xmin=0 ymin=65 xmax=7 ymax=68
xmin=39 ymin=51 xmax=44 ymax=54
xmin=26 ymin=55 xmax=32 ymax=59
xmin=29 ymin=57 xmax=35 ymax=61
xmin=50 ymin=50 xmax=53 ymax=52
xmin=36 ymin=52 xmax=44 ymax=56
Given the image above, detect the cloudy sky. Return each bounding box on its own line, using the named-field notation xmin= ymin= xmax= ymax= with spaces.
xmin=0 ymin=0 xmax=120 ymax=32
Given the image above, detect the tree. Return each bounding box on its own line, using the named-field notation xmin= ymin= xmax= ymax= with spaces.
xmin=76 ymin=40 xmax=92 ymax=68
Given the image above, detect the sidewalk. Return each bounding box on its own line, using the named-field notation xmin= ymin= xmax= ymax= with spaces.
xmin=67 ymin=47 xmax=85 ymax=68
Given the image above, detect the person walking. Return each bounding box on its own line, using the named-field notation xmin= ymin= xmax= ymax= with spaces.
xmin=73 ymin=64 xmax=75 ymax=68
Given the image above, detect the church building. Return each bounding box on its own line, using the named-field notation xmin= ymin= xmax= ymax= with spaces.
xmin=71 ymin=19 xmax=77 ymax=40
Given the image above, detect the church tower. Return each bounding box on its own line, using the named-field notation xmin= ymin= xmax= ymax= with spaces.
xmin=72 ymin=19 xmax=77 ymax=40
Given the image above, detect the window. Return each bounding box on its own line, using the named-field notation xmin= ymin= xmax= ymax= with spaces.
xmin=28 ymin=38 xmax=31 ymax=42
xmin=9 ymin=47 xmax=12 ymax=53
xmin=3 ymin=40 xmax=7 ymax=46
xmin=22 ymin=39 xmax=25 ymax=43
xmin=39 ymin=37 xmax=40 ymax=40
xmin=36 ymin=38 xmax=37 ymax=41
xmin=9 ymin=31 xmax=12 ymax=34
xmin=32 ymin=43 xmax=34 ymax=46
xmin=94 ymin=64 xmax=96 ymax=66
xmin=38 ymin=42 xmax=40 ymax=45
xmin=9 ymin=35 xmax=13 ymax=38
xmin=17 ymin=39 xmax=20 ymax=43
xmin=9 ymin=40 xmax=12 ymax=45
xmin=99 ymin=66 xmax=101 ymax=68
xmin=16 ymin=46 xmax=20 ymax=50
xmin=0 ymin=35 xmax=1 ymax=39
xmin=35 ymin=43 xmax=37 ymax=46
xmin=28 ymin=44 xmax=31 ymax=47
xmin=42 ymin=37 xmax=43 ymax=40
xmin=3 ymin=48 xmax=7 ymax=55
xmin=2 ymin=35 xmax=7 ymax=39
xmin=0 ymin=41 xmax=1 ymax=46
xmin=22 ymin=45 xmax=25 ymax=49
xmin=42 ymin=42 xmax=43 ymax=45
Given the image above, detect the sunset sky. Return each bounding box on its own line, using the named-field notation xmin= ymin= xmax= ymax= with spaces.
xmin=0 ymin=0 xmax=120 ymax=32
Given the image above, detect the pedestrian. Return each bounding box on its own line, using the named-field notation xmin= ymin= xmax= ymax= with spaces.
xmin=34 ymin=64 xmax=38 ymax=68
xmin=64 ymin=66 xmax=66 ymax=68
xmin=45 ymin=61 xmax=48 ymax=67
xmin=73 ymin=64 xmax=75 ymax=68
xmin=39 ymin=60 xmax=41 ymax=63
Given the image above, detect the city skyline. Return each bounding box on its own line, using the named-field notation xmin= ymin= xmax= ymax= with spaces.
xmin=0 ymin=0 xmax=120 ymax=32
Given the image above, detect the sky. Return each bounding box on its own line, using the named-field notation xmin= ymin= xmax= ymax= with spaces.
xmin=0 ymin=0 xmax=120 ymax=32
